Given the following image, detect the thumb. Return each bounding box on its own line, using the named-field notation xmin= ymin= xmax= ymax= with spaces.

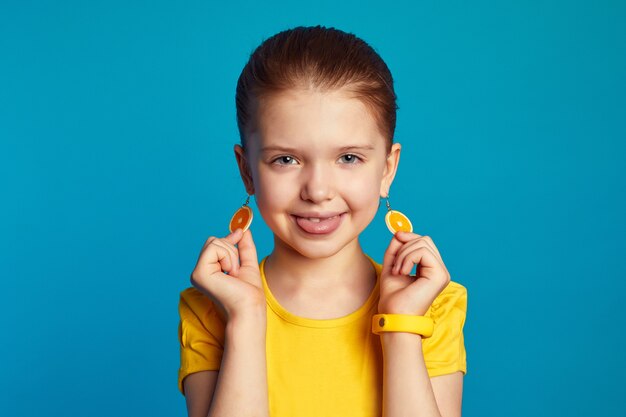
xmin=237 ymin=229 xmax=259 ymax=268
xmin=223 ymin=227 xmax=244 ymax=246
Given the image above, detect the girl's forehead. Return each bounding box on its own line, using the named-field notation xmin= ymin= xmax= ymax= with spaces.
xmin=250 ymin=89 xmax=386 ymax=151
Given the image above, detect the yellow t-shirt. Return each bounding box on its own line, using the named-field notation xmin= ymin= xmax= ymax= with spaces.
xmin=178 ymin=256 xmax=467 ymax=416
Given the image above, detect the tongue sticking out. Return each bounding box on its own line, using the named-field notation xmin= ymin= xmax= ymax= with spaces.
xmin=295 ymin=214 xmax=343 ymax=234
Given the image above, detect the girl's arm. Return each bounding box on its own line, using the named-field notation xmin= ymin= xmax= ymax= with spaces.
xmin=380 ymin=332 xmax=463 ymax=417
xmin=184 ymin=229 xmax=269 ymax=417
xmin=378 ymin=231 xmax=465 ymax=416
xmin=184 ymin=308 xmax=269 ymax=417
xmin=183 ymin=371 xmax=218 ymax=417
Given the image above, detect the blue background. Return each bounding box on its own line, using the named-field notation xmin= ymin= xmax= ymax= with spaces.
xmin=2 ymin=1 xmax=625 ymax=416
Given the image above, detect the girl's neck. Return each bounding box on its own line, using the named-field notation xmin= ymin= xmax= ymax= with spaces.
xmin=263 ymin=237 xmax=375 ymax=295
xmin=263 ymin=237 xmax=377 ymax=319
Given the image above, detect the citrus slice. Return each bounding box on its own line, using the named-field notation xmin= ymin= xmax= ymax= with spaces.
xmin=229 ymin=206 xmax=253 ymax=233
xmin=385 ymin=210 xmax=413 ymax=234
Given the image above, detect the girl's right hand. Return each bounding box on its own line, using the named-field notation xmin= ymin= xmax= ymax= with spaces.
xmin=190 ymin=228 xmax=265 ymax=322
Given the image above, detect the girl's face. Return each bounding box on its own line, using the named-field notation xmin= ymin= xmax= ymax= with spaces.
xmin=235 ymin=88 xmax=401 ymax=259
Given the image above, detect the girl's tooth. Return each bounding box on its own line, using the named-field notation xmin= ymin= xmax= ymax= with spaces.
xmin=304 ymin=215 xmax=339 ymax=223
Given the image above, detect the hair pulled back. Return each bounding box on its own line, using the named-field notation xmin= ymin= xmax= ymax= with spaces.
xmin=235 ymin=25 xmax=398 ymax=152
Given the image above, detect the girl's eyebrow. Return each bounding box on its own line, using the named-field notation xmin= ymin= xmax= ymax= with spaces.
xmin=261 ymin=144 xmax=376 ymax=153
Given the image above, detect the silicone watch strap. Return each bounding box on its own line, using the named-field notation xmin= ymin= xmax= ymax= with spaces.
xmin=372 ymin=313 xmax=434 ymax=338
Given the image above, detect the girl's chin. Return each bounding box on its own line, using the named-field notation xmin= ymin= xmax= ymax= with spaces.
xmin=290 ymin=240 xmax=353 ymax=260
xmin=275 ymin=224 xmax=365 ymax=259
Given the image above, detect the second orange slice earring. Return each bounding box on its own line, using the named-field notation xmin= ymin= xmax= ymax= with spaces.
xmin=384 ymin=196 xmax=413 ymax=234
xmin=229 ymin=195 xmax=253 ymax=233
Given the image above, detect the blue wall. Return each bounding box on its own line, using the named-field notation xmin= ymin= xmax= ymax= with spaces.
xmin=2 ymin=1 xmax=624 ymax=415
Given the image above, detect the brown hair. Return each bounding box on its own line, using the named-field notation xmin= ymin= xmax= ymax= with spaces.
xmin=235 ymin=25 xmax=398 ymax=153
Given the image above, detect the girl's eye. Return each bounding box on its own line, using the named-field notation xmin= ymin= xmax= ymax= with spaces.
xmin=272 ymin=156 xmax=298 ymax=165
xmin=339 ymin=154 xmax=362 ymax=164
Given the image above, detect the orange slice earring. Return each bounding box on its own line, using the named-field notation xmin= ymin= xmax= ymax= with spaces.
xmin=229 ymin=195 xmax=253 ymax=233
xmin=384 ymin=195 xmax=413 ymax=234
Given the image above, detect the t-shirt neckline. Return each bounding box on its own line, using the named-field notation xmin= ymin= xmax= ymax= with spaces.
xmin=259 ymin=255 xmax=381 ymax=328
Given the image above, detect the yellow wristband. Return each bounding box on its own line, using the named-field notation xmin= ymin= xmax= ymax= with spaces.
xmin=372 ymin=314 xmax=434 ymax=338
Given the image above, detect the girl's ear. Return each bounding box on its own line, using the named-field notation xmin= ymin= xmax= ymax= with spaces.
xmin=234 ymin=144 xmax=255 ymax=195
xmin=380 ymin=142 xmax=401 ymax=197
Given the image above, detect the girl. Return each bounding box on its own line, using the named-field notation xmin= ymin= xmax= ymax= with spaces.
xmin=178 ymin=25 xmax=467 ymax=417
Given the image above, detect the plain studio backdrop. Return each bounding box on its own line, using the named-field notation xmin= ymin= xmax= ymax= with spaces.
xmin=1 ymin=1 xmax=624 ymax=416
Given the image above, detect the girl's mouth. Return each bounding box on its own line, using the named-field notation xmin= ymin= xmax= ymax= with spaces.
xmin=292 ymin=213 xmax=345 ymax=235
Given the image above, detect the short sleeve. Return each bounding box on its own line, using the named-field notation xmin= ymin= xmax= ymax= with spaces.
xmin=178 ymin=287 xmax=226 ymax=395
xmin=422 ymin=281 xmax=468 ymax=378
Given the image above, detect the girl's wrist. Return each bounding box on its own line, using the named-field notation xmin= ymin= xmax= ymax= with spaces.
xmin=380 ymin=331 xmax=423 ymax=350
xmin=226 ymin=314 xmax=267 ymax=344
xmin=227 ymin=305 xmax=267 ymax=328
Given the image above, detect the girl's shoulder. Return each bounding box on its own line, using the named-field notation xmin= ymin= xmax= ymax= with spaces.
xmin=438 ymin=280 xmax=467 ymax=299
xmin=429 ymin=280 xmax=468 ymax=319
xmin=180 ymin=286 xmax=210 ymax=308
xmin=423 ymin=280 xmax=468 ymax=376
xmin=178 ymin=287 xmax=224 ymax=327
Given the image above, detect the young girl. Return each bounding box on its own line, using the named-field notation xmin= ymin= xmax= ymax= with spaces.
xmin=178 ymin=25 xmax=467 ymax=417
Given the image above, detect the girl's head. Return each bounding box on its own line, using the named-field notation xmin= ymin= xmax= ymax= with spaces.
xmin=236 ymin=25 xmax=398 ymax=153
xmin=233 ymin=26 xmax=402 ymax=258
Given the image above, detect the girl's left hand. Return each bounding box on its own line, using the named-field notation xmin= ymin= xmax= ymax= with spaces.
xmin=378 ymin=231 xmax=451 ymax=316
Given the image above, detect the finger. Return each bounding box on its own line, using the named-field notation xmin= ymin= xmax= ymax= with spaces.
xmin=395 ymin=232 xmax=443 ymax=263
xmin=400 ymin=247 xmax=442 ymax=280
xmin=393 ymin=239 xmax=439 ymax=274
xmin=201 ymin=229 xmax=241 ymax=253
xmin=218 ymin=231 xmax=244 ymax=258
xmin=382 ymin=234 xmax=405 ymax=276
xmin=392 ymin=231 xmax=422 ymax=267
xmin=194 ymin=269 xmax=234 ymax=309
xmin=392 ymin=239 xmax=424 ymax=274
xmin=194 ymin=241 xmax=234 ymax=280
xmin=394 ymin=231 xmax=422 ymax=242
xmin=212 ymin=242 xmax=237 ymax=275
xmin=237 ymin=229 xmax=259 ymax=269
xmin=203 ymin=234 xmax=239 ymax=270
xmin=400 ymin=248 xmax=424 ymax=276
xmin=212 ymin=240 xmax=240 ymax=275
xmin=420 ymin=235 xmax=442 ymax=262
xmin=223 ymin=228 xmax=244 ymax=246
xmin=202 ymin=236 xmax=217 ymax=251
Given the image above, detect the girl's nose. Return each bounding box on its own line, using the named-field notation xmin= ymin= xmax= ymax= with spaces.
xmin=300 ymin=163 xmax=335 ymax=203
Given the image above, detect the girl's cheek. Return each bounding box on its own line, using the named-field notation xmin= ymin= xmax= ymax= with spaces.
xmin=336 ymin=187 xmax=378 ymax=215
xmin=349 ymin=175 xmax=381 ymax=196
xmin=257 ymin=177 xmax=295 ymax=207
